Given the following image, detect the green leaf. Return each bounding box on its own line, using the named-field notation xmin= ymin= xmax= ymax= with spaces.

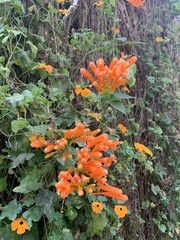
xmin=26 ymin=41 xmax=38 ymax=59
xmin=11 ymin=119 xmax=29 ymax=133
xmin=114 ymin=37 xmax=127 ymax=42
xmin=145 ymin=161 xmax=154 ymax=173
xmin=6 ymin=93 xmax=24 ymax=107
xmin=0 ymin=0 xmax=11 ymax=3
xmin=13 ymin=169 xmax=42 ymax=194
xmin=0 ymin=224 xmax=22 ymax=240
xmin=0 ymin=199 xmax=22 ymax=220
xmin=127 ymin=64 xmax=136 ymax=87
xmin=35 ymin=190 xmax=55 ymax=221
xmin=65 ymin=207 xmax=78 ymax=220
xmin=27 ymin=125 xmax=49 ymax=135
xmin=151 ymin=184 xmax=161 ymax=196
xmin=23 ymin=224 xmax=40 ymax=240
xmin=110 ymin=100 xmax=126 ymax=114
xmin=11 ymin=153 xmax=35 ymax=168
xmin=62 ymin=229 xmax=74 ymax=240
xmin=0 ymin=85 xmax=10 ymax=93
xmin=158 ymin=224 xmax=166 ymax=233
xmin=0 ymin=176 xmax=7 ymax=192
xmin=23 ymin=206 xmax=43 ymax=228
xmin=13 ymin=49 xmax=33 ymax=69
xmin=90 ymin=212 xmax=108 ymax=236
xmin=112 ymin=92 xmax=134 ymax=99
xmin=125 ymin=41 xmax=146 ymax=45
xmin=110 ymin=0 xmax=116 ymax=6
xmin=11 ymin=0 xmax=25 ymax=14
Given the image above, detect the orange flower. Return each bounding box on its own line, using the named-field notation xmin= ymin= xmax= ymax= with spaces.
xmin=11 ymin=217 xmax=29 ymax=235
xmin=75 ymin=85 xmax=91 ymax=97
xmin=56 ymin=181 xmax=74 ymax=198
xmin=121 ymin=87 xmax=130 ymax=93
xmin=54 ymin=138 xmax=68 ymax=150
xmin=114 ymin=205 xmax=128 ymax=218
xmin=45 ymin=151 xmax=56 ymax=159
xmin=64 ymin=123 xmax=90 ymax=140
xmin=58 ymin=0 xmax=64 ymax=2
xmin=155 ymin=37 xmax=163 ymax=43
xmin=112 ymin=27 xmax=120 ymax=34
xmin=88 ymin=112 xmax=102 ymax=121
xmin=45 ymin=65 xmax=53 ymax=73
xmin=94 ymin=1 xmax=104 ymax=7
xmin=44 ymin=144 xmax=55 ymax=153
xmin=118 ymin=124 xmax=127 ymax=136
xmin=61 ymin=151 xmax=72 ymax=161
xmin=38 ymin=63 xmax=46 ymax=69
xmin=134 ymin=142 xmax=153 ymax=157
xmin=29 ymin=135 xmax=48 ymax=148
xmin=80 ymin=56 xmax=137 ymax=94
xmin=92 ymin=185 xmax=128 ymax=202
xmin=127 ymin=0 xmax=144 ymax=7
xmin=58 ymin=9 xmax=68 ymax=14
xmin=38 ymin=63 xmax=53 ymax=73
xmin=91 ymin=202 xmax=103 ymax=213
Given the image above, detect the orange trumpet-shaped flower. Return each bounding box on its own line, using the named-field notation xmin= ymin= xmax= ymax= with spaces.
xmin=56 ymin=181 xmax=75 ymax=198
xmin=98 ymin=154 xmax=116 ymax=167
xmin=64 ymin=123 xmax=90 ymax=139
xmin=58 ymin=169 xmax=74 ymax=181
xmin=29 ymin=135 xmax=49 ymax=148
xmin=92 ymin=185 xmax=128 ymax=202
xmin=127 ymin=0 xmax=144 ymax=7
xmin=118 ymin=124 xmax=127 ymax=136
xmin=80 ymin=55 xmax=137 ymax=94
xmin=134 ymin=142 xmax=153 ymax=157
xmin=80 ymin=68 xmax=95 ymax=83
xmin=44 ymin=144 xmax=55 ymax=153
xmin=54 ymin=138 xmax=68 ymax=150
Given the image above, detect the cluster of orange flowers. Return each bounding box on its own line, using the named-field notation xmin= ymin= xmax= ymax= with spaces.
xmin=127 ymin=0 xmax=144 ymax=7
xmin=52 ymin=123 xmax=128 ymax=201
xmin=29 ymin=123 xmax=127 ymax=201
xmin=29 ymin=123 xmax=153 ymax=222
xmin=28 ymin=123 xmax=127 ymax=201
xmin=80 ymin=55 xmax=137 ymax=94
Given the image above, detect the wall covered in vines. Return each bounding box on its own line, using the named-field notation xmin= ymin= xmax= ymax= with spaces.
xmin=0 ymin=0 xmax=179 ymax=239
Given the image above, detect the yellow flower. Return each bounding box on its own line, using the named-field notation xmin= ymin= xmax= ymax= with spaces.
xmin=11 ymin=217 xmax=29 ymax=235
xmin=75 ymin=85 xmax=91 ymax=97
xmin=88 ymin=112 xmax=102 ymax=121
xmin=155 ymin=37 xmax=163 ymax=43
xmin=114 ymin=205 xmax=128 ymax=218
xmin=91 ymin=202 xmax=103 ymax=214
xmin=121 ymin=87 xmax=130 ymax=93
xmin=94 ymin=1 xmax=104 ymax=7
xmin=134 ymin=142 xmax=153 ymax=157
xmin=58 ymin=9 xmax=68 ymax=15
xmin=118 ymin=124 xmax=127 ymax=136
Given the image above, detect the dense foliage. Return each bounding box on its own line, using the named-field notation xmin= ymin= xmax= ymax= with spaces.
xmin=0 ymin=0 xmax=179 ymax=239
